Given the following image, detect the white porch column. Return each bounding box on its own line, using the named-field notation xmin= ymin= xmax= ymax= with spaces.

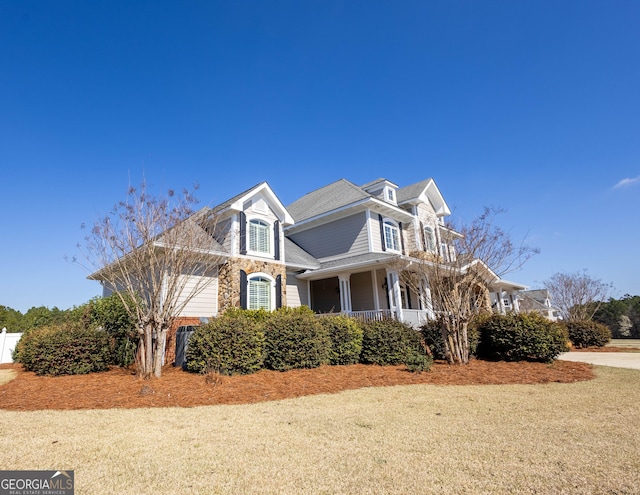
xmin=338 ymin=275 xmax=352 ymax=313
xmin=420 ymin=277 xmax=435 ymax=319
xmin=386 ymin=270 xmax=403 ymax=321
xmin=508 ymin=291 xmax=520 ymax=313
xmin=496 ymin=290 xmax=506 ymax=314
xmin=371 ymin=270 xmax=381 ymax=310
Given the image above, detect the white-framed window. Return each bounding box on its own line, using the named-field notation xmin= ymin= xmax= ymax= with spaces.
xmin=424 ymin=226 xmax=436 ymax=253
xmin=248 ymin=274 xmax=273 ymax=310
xmin=387 ymin=188 xmax=395 ymax=202
xmin=440 ymin=242 xmax=449 ymax=262
xmin=249 ymin=219 xmax=271 ymax=255
xmin=383 ymin=220 xmax=401 ymax=252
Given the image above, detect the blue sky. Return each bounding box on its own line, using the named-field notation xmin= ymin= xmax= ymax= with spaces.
xmin=1 ymin=1 xmax=639 ymax=313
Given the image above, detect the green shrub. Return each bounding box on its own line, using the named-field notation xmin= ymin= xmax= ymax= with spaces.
xmin=360 ymin=319 xmax=427 ymax=366
xmin=405 ymin=351 xmax=433 ymax=373
xmin=475 ymin=312 xmax=569 ymax=362
xmin=185 ymin=312 xmax=265 ymax=375
xmin=420 ymin=317 xmax=480 ymax=360
xmin=263 ymin=306 xmax=330 ymax=371
xmin=564 ymin=320 xmax=612 ymax=348
xmin=13 ymin=324 xmax=113 ymax=376
xmin=68 ymin=293 xmax=138 ymax=367
xmin=319 ymin=315 xmax=363 ymax=365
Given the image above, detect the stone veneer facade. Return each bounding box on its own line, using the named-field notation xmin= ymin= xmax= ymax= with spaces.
xmin=217 ymin=258 xmax=287 ymax=313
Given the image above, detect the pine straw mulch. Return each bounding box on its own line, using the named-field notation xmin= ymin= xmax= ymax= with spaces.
xmin=573 ymin=346 xmax=640 ymax=353
xmin=0 ymin=359 xmax=594 ymax=412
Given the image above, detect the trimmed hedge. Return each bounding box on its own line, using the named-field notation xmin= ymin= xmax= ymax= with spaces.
xmin=420 ymin=317 xmax=480 ymax=360
xmin=475 ymin=312 xmax=569 ymax=362
xmin=13 ymin=324 xmax=113 ymax=376
xmin=320 ymin=315 xmax=363 ymax=365
xmin=263 ymin=307 xmax=331 ymax=371
xmin=185 ymin=312 xmax=265 ymax=375
xmin=564 ymin=320 xmax=612 ymax=348
xmin=360 ymin=319 xmax=428 ymax=366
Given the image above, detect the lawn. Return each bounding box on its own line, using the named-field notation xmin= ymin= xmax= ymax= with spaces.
xmin=1 ymin=365 xmax=638 ymax=494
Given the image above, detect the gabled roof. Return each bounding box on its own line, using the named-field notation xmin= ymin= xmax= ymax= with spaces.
xmin=286 ymin=179 xmax=370 ymax=223
xmin=294 ymin=252 xmax=399 ymax=280
xmin=284 ymin=238 xmax=320 ymax=270
xmin=397 ymin=178 xmax=451 ymax=216
xmin=210 ymin=181 xmax=294 ymax=225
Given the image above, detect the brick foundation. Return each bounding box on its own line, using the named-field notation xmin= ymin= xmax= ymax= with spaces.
xmin=165 ymin=317 xmax=201 ymax=365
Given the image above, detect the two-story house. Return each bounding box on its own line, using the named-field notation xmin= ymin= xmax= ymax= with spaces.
xmin=92 ymin=177 xmax=526 ymax=360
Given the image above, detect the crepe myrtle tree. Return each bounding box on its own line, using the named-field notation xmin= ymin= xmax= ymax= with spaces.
xmin=396 ymin=207 xmax=538 ymax=364
xmin=544 ymin=270 xmax=612 ymax=321
xmin=77 ymin=182 xmax=224 ymax=378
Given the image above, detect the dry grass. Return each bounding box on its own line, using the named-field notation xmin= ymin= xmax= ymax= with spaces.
xmin=0 ymin=369 xmax=16 ymax=386
xmin=1 ymin=366 xmax=639 ymax=494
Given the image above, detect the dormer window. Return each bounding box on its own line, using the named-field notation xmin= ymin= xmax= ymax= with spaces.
xmin=239 ymin=212 xmax=281 ymax=260
xmin=384 ymin=186 xmax=397 ymax=205
xmin=249 ymin=219 xmax=271 ymax=254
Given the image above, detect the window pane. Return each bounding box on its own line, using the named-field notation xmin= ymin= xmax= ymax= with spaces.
xmin=425 ymin=227 xmax=436 ymax=252
xmin=249 ymin=278 xmax=271 ymax=310
xmin=249 ymin=220 xmax=270 ymax=253
xmin=384 ymin=222 xmax=399 ymax=251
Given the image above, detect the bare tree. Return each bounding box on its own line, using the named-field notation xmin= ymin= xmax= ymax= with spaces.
xmin=78 ymin=182 xmax=224 ymax=378
xmin=544 ymin=271 xmax=612 ymax=321
xmin=398 ymin=207 xmax=538 ymax=364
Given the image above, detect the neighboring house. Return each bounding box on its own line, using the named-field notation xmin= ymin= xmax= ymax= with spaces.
xmin=91 ymin=178 xmax=526 ymax=360
xmin=518 ymin=289 xmax=563 ymax=321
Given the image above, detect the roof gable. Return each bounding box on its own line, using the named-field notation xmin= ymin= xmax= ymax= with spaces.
xmin=211 ymin=182 xmax=294 ymax=225
xmin=397 ymin=178 xmax=451 ymax=216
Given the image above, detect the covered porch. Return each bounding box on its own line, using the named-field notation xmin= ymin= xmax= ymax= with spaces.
xmin=295 ymin=256 xmax=433 ymax=328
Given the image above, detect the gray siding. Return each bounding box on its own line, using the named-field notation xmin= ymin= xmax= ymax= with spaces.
xmin=285 ymin=272 xmax=309 ymax=307
xmin=289 ymin=212 xmax=369 ymax=259
xmin=350 ymin=271 xmax=375 ymax=311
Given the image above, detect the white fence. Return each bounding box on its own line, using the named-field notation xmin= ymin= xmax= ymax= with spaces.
xmin=1 ymin=328 xmax=22 ymax=364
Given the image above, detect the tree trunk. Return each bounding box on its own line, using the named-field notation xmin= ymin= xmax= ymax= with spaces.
xmin=152 ymin=328 xmax=167 ymax=378
xmin=442 ymin=317 xmax=470 ymax=365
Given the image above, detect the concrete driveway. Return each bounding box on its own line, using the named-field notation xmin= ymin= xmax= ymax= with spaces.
xmin=557 ymin=352 xmax=640 ymax=370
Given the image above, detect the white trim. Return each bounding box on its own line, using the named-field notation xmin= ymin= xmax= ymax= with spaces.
xmin=247 ymin=272 xmax=276 ymax=311
xmin=366 ymin=209 xmax=374 ymax=252
xmin=382 ymin=218 xmax=401 ymax=253
xmin=285 ymin=196 xmax=413 ymax=233
xmin=246 ymin=215 xmax=274 ymax=259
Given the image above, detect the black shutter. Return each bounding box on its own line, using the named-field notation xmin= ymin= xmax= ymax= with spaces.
xmin=274 ymin=220 xmax=280 ymax=260
xmin=378 ymin=214 xmax=386 ymax=251
xmin=239 ymin=212 xmax=247 ymax=255
xmin=275 ymin=274 xmax=282 ymax=309
xmin=399 ymin=222 xmax=405 ymax=255
xmin=239 ymin=270 xmax=247 ymax=309
xmin=420 ymin=221 xmax=427 ymax=251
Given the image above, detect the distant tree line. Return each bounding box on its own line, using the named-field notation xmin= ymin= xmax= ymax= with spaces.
xmin=591 ymin=295 xmax=640 ymax=339
xmin=0 ymin=305 xmax=70 ymax=332
xmin=0 ymin=297 xmax=135 ymax=337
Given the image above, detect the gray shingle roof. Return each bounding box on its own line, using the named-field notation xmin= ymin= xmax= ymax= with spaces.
xmin=318 ymin=252 xmax=398 ymax=270
xmin=286 ymin=179 xmax=371 ymax=222
xmin=284 ymin=238 xmax=321 ymax=269
xmin=209 ymin=181 xmax=268 ymax=215
xmin=396 ymin=178 xmax=433 ymax=204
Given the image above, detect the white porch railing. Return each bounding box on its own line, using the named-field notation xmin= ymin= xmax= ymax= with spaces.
xmin=318 ymin=309 xmax=430 ymax=328
xmin=349 ymin=309 xmax=395 ymax=323
xmin=401 ymin=309 xmax=431 ymax=328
